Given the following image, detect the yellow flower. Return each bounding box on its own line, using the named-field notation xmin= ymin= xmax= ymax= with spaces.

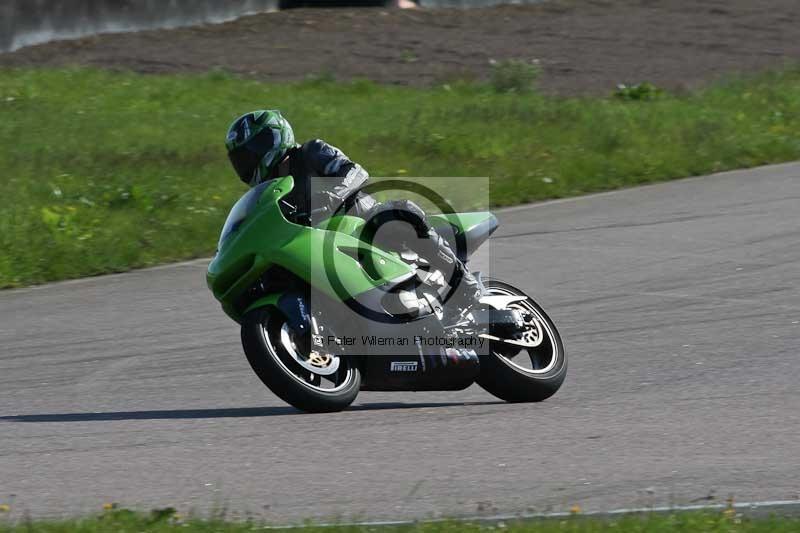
xmin=102 ymin=502 xmax=117 ymax=511
xmin=570 ymin=504 xmax=582 ymax=514
xmin=0 ymin=504 xmax=10 ymax=513
xmin=723 ymin=496 xmax=736 ymax=519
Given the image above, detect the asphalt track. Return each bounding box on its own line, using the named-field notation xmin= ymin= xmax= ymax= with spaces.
xmin=1 ymin=163 xmax=799 ymax=522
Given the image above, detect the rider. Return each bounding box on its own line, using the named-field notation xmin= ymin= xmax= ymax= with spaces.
xmin=224 ymin=109 xmax=480 ymax=311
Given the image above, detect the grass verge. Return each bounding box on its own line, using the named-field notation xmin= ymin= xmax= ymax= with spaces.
xmin=2 ymin=67 xmax=800 ymax=287
xmin=1 ymin=509 xmax=800 ymax=533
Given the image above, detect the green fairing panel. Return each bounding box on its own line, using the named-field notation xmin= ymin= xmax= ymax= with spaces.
xmin=278 ymin=225 xmax=412 ymax=296
xmin=315 ymin=215 xmax=366 ymax=237
xmin=242 ymin=293 xmax=281 ymax=316
xmin=428 ymin=212 xmax=496 ymax=234
xmin=429 ymin=212 xmax=497 ymax=259
xmin=207 ymin=177 xmax=413 ymax=322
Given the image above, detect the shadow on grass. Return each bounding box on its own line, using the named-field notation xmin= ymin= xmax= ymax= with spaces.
xmin=0 ymin=401 xmax=504 ymax=422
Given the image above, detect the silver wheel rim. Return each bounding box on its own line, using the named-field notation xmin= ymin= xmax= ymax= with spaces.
xmin=261 ymin=316 xmax=353 ymax=393
xmin=279 ymin=324 xmax=341 ymax=376
xmin=487 ymin=286 xmax=559 ymax=375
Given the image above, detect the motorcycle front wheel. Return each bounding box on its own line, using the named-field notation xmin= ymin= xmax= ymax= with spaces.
xmin=241 ymin=307 xmax=361 ymax=413
xmin=477 ymin=279 xmax=567 ymax=402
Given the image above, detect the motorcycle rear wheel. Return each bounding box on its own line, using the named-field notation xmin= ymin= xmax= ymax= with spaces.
xmin=241 ymin=307 xmax=361 ymax=413
xmin=477 ymin=279 xmax=567 ymax=402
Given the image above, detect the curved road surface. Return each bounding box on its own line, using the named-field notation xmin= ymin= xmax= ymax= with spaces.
xmin=2 ymin=164 xmax=799 ymax=522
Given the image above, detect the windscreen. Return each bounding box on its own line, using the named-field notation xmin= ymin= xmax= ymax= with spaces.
xmin=217 ymin=180 xmax=273 ymax=250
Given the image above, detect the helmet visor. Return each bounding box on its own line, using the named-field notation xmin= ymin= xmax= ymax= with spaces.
xmin=228 ymin=144 xmax=262 ymax=182
xmin=228 ymin=128 xmax=279 ymax=182
xmin=245 ymin=127 xmax=279 ymax=155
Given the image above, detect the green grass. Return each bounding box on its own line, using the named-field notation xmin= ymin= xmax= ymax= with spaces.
xmin=1 ymin=509 xmax=799 ymax=533
xmin=2 ymin=67 xmax=800 ymax=287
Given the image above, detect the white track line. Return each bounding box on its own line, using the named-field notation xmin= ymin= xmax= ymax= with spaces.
xmin=0 ymin=257 xmax=212 ymax=294
xmin=263 ymin=499 xmax=800 ymax=529
xmin=494 ymin=160 xmax=800 ymax=214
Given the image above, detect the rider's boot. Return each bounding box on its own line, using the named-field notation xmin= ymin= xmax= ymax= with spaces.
xmin=420 ymin=227 xmax=483 ymax=320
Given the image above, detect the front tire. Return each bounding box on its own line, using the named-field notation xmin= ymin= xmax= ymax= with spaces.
xmin=241 ymin=307 xmax=361 ymax=413
xmin=477 ymin=279 xmax=566 ymax=402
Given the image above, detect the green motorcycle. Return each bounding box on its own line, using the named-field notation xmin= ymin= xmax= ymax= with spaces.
xmin=207 ymin=176 xmax=566 ymax=412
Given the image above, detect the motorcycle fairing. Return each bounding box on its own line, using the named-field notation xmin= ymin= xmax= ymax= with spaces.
xmin=208 ymin=176 xmax=415 ymax=322
xmin=429 ymin=212 xmax=498 ymax=262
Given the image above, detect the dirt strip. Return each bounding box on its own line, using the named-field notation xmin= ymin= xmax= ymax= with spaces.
xmin=1 ymin=0 xmax=799 ymax=94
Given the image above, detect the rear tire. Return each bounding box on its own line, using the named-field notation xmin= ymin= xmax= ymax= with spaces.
xmin=477 ymin=279 xmax=566 ymax=402
xmin=241 ymin=307 xmax=361 ymax=413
